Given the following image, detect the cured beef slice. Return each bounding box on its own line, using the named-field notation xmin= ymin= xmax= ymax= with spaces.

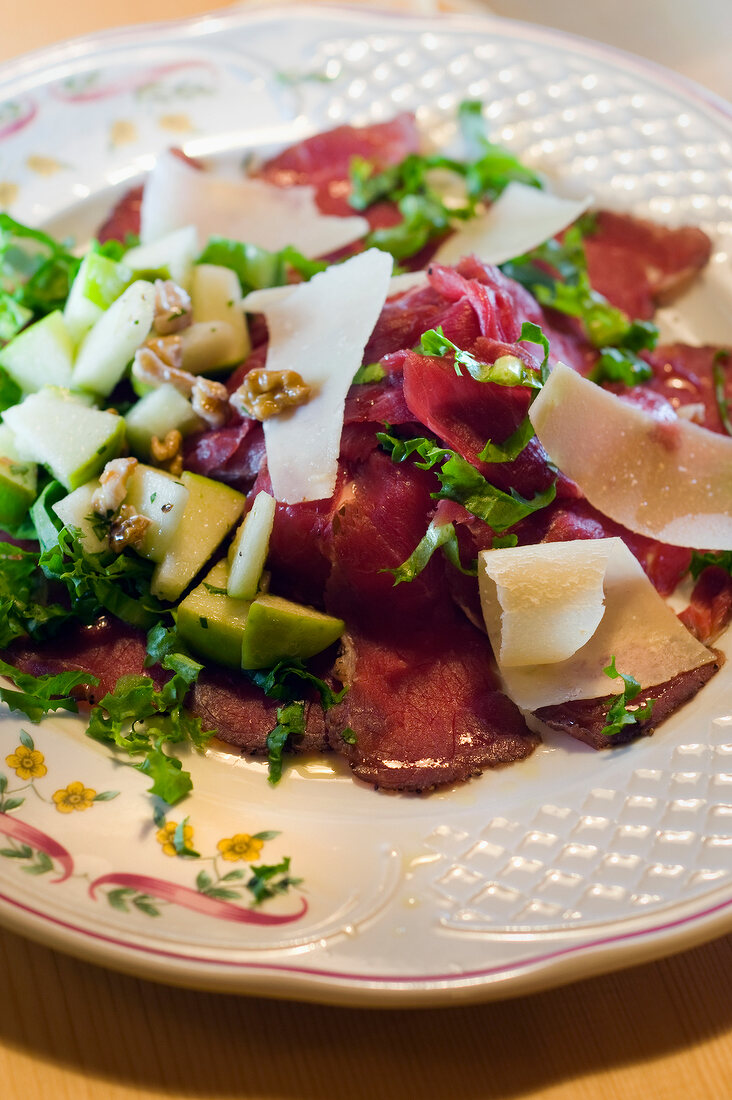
xmin=583 ymin=211 xmax=711 ymax=319
xmin=642 ymin=343 xmax=732 ymax=433
xmin=679 ymin=566 xmax=732 ymax=645
xmin=535 ymin=658 xmax=720 ymax=751
xmin=325 ymin=613 xmax=539 ymax=790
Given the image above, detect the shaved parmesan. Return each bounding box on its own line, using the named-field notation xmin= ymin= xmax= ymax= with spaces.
xmin=478 ymin=538 xmax=715 ymax=710
xmin=257 ymin=249 xmax=393 ymax=503
xmin=140 ymin=151 xmax=369 ymax=258
xmin=530 ymin=362 xmax=732 ymax=550
xmin=432 ymin=181 xmax=592 ymax=267
xmin=242 ymin=270 xmax=424 ymax=314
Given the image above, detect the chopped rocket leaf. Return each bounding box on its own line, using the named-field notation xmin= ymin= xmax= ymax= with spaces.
xmin=247 ymin=658 xmax=346 ymax=710
xmin=689 ymin=549 xmax=732 ymax=580
xmin=340 ymin=727 xmax=358 ymax=745
xmin=519 ymin=320 xmax=551 ymax=384
xmin=387 ymin=519 xmax=476 ymax=585
xmin=0 ymin=540 xmax=73 ymax=648
xmin=420 ymin=326 xmax=542 ymax=389
xmin=589 ymin=346 xmax=653 ymax=386
xmin=492 ymin=533 xmax=519 ymax=549
xmin=377 ymin=430 xmax=556 ymax=533
xmin=599 ymin=656 xmax=655 ymax=738
xmin=0 ymin=213 xmax=81 ymax=329
xmin=266 ymin=701 xmax=306 ymax=785
xmin=197 ymin=237 xmax=327 ymax=294
xmin=353 ymin=361 xmax=386 ymax=384
xmin=246 ymin=855 xmax=302 ymax=904
xmin=0 ymin=659 xmax=96 ymax=723
xmin=477 ymin=417 xmax=535 ymax=463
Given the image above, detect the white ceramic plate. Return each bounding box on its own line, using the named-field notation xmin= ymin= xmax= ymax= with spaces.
xmin=1 ymin=5 xmax=732 ymax=1008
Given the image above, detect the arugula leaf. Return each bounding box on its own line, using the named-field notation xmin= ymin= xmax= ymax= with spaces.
xmin=388 ymin=519 xmax=476 ymax=585
xmin=353 ymin=362 xmax=386 ymax=384
xmin=420 ymin=326 xmax=542 ymax=389
xmin=458 ymin=100 xmax=542 ymax=199
xmin=197 ymin=237 xmax=327 ymax=294
xmin=477 ymin=417 xmax=535 ymax=463
xmin=0 ymin=540 xmax=73 ymax=648
xmin=340 ymin=727 xmax=358 ymax=745
xmin=378 ymin=431 xmax=556 ymax=533
xmin=519 ymin=320 xmax=551 ymax=384
xmin=492 ymin=533 xmax=519 ymax=549
xmin=712 ymin=350 xmax=732 ymax=437
xmin=246 ymin=856 xmax=302 ymax=905
xmin=266 ymin=702 xmax=306 ymax=785
xmin=138 ymin=744 xmax=192 ymax=805
xmin=0 ymin=213 xmax=81 ymax=327
xmin=600 ymin=656 xmax=655 ymax=738
xmin=589 ymin=346 xmax=653 ymax=386
xmin=689 ymin=550 xmax=732 ymax=580
xmin=0 ymin=658 xmax=96 ymax=723
xmin=247 ymin=658 xmax=346 ymax=710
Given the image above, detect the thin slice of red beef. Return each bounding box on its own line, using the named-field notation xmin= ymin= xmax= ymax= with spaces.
xmin=190 ymin=667 xmax=327 ymax=754
xmin=679 ymin=567 xmax=732 ymax=645
xmin=97 ymin=185 xmax=143 ymax=244
xmin=6 ymin=618 xmax=153 ymax=704
xmin=583 ymin=211 xmax=712 ymax=319
xmin=641 ymin=344 xmax=732 ymax=433
xmin=325 ymin=613 xmax=539 ymax=790
xmin=535 ymin=658 xmax=720 ymax=751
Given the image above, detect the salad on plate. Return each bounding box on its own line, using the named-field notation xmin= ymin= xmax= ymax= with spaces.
xmin=0 ymin=100 xmax=730 ymax=808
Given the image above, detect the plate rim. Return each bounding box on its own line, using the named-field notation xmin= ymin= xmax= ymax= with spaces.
xmin=1 ymin=2 xmax=732 ymax=1006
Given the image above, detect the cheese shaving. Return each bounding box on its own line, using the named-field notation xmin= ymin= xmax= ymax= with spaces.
xmin=478 ymin=538 xmax=715 ymax=710
xmin=258 ymin=249 xmax=394 ymax=503
xmin=530 ymin=362 xmax=732 ymax=550
xmin=140 ymin=151 xmax=369 ymax=258
xmin=432 ymin=181 xmax=592 ymax=267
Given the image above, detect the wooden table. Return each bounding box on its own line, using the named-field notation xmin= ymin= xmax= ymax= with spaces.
xmin=2 ymin=3 xmax=732 ymax=1098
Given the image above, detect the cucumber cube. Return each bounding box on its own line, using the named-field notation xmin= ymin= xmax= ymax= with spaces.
xmin=3 ymin=390 xmax=125 ymax=490
xmin=151 ymin=471 xmax=245 ymax=602
xmin=0 ymin=422 xmax=37 ymax=528
xmin=177 ymin=560 xmax=251 ymax=668
xmin=227 ymin=490 xmax=275 ymax=600
xmin=125 ymin=384 xmax=202 ymax=459
xmin=0 ymin=311 xmax=74 ymax=393
xmin=73 ymin=280 xmax=155 ymax=396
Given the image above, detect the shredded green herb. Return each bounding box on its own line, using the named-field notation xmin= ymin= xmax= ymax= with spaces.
xmin=599 ymin=656 xmax=655 ymax=738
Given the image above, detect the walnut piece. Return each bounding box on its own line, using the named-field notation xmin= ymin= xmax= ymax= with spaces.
xmin=91 ymin=457 xmax=138 ymax=516
xmin=132 ymin=344 xmax=194 ymax=396
xmin=151 ymin=429 xmax=184 ymax=477
xmin=231 ymin=368 xmax=311 ymax=421
xmin=145 ymin=333 xmax=184 ymax=369
xmin=109 ymin=504 xmax=151 ymax=553
xmin=153 ymin=279 xmax=193 ymax=336
xmin=191 ymin=376 xmax=229 ymax=429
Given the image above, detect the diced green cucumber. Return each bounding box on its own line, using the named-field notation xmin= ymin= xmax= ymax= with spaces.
xmin=64 ymin=252 xmax=132 ymax=344
xmin=0 ymin=423 xmax=37 ymax=529
xmin=177 ymin=560 xmax=251 ymax=668
xmin=189 ymin=264 xmax=250 ymax=369
xmin=240 ymin=594 xmax=345 ymax=669
xmin=125 ymin=464 xmax=190 ymax=562
xmin=227 ymin=490 xmax=275 ymax=601
xmin=151 ymin=471 xmax=245 ymax=602
xmin=124 ymin=226 xmax=199 ymax=291
xmin=52 ymin=480 xmax=109 ymax=554
xmin=3 ymin=391 xmax=125 ymax=490
xmin=0 ymin=311 xmax=74 ymax=393
xmin=73 ymin=280 xmax=155 ymax=396
xmin=124 ymin=384 xmax=202 ymax=459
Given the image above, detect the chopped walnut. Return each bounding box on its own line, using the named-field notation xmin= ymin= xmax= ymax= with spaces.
xmin=145 ymin=333 xmax=184 ymax=369
xmin=109 ymin=504 xmax=151 ymax=553
xmin=191 ymin=376 xmax=229 ymax=429
xmin=132 ymin=344 xmax=194 ymax=397
xmin=153 ymin=279 xmax=193 ymax=336
xmin=91 ymin=457 xmax=138 ymax=516
xmin=231 ymin=368 xmax=311 ymax=421
xmin=151 ymin=429 xmax=184 ymax=477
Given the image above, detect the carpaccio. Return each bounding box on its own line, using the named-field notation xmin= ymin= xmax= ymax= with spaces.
xmin=17 ymin=115 xmax=732 ymax=791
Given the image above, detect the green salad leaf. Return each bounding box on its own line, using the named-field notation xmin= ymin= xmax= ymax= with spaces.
xmin=387 ymin=518 xmax=476 ymax=586
xmin=599 ymin=656 xmax=655 ymax=738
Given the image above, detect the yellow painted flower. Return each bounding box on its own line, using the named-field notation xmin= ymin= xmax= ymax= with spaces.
xmin=217 ymin=833 xmax=264 ymax=862
xmin=158 ymin=113 xmax=193 ymax=133
xmin=156 ymin=820 xmax=194 ymax=857
xmin=5 ymin=746 xmax=47 ymax=780
xmin=0 ymin=181 xmax=19 ymax=208
xmin=52 ymin=781 xmax=96 ymax=814
xmin=109 ymin=119 xmax=138 ymax=147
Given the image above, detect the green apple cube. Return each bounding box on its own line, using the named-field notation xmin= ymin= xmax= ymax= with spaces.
xmin=180 ymin=321 xmax=243 ymax=375
xmin=73 ymin=280 xmax=155 ymax=396
xmin=189 ymin=264 xmax=250 ymax=368
xmin=177 ymin=560 xmax=251 ymax=668
xmin=151 ymin=471 xmax=245 ymax=602
xmin=123 ymin=226 xmax=199 ymax=291
xmin=227 ymin=490 xmax=275 ymax=601
xmin=125 ymin=384 xmax=202 ymax=459
xmin=240 ymin=594 xmax=345 ymax=669
xmin=0 ymin=423 xmax=37 ymax=528
xmin=0 ymin=311 xmax=74 ymax=393
xmin=64 ymin=252 xmax=132 ymax=344
xmin=125 ymin=464 xmax=190 ymax=562
xmin=52 ymin=481 xmax=109 ymax=554
xmin=3 ymin=391 xmax=125 ymax=490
